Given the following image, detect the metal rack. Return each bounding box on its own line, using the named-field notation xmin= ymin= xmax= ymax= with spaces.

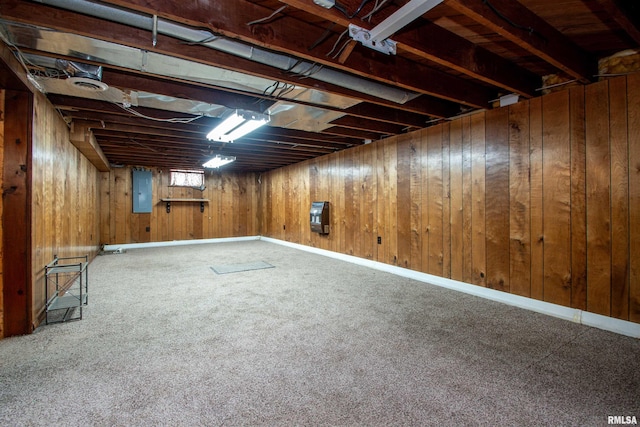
xmin=45 ymin=255 xmax=88 ymax=324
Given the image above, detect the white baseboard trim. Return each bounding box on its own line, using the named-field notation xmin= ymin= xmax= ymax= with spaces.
xmin=261 ymin=237 xmax=640 ymax=339
xmin=102 ymin=236 xmax=260 ymax=251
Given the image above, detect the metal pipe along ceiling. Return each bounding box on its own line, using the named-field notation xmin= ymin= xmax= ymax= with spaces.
xmin=33 ymin=0 xmax=419 ymax=105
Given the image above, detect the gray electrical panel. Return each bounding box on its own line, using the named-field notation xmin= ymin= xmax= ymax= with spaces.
xmin=132 ymin=169 xmax=153 ymax=213
xmin=310 ymin=201 xmax=330 ymax=234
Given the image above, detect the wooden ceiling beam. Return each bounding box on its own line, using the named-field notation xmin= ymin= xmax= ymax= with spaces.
xmin=94 ymin=0 xmax=494 ymax=108
xmin=2 ymin=0 xmax=463 ymax=117
xmin=446 ymin=0 xmax=594 ymax=82
xmin=343 ymin=103 xmax=431 ymax=128
xmin=97 ymin=133 xmax=336 ymax=157
xmin=596 ymin=0 xmax=640 ymax=45
xmin=329 ymin=116 xmax=404 ymax=135
xmin=277 ymin=0 xmax=539 ymax=97
xmin=100 ymin=143 xmax=314 ymax=164
xmin=320 ymin=127 xmax=385 ymax=141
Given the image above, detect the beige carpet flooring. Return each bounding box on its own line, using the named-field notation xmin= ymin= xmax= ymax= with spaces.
xmin=1 ymin=240 xmax=638 ymax=426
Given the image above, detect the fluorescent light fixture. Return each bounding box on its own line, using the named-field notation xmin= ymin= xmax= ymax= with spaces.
xmin=202 ymin=154 xmax=236 ymax=168
xmin=499 ymin=93 xmax=520 ymax=107
xmin=367 ymin=0 xmax=444 ymax=43
xmin=206 ymin=109 xmax=270 ymax=142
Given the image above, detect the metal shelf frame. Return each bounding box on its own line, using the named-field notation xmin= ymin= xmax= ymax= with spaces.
xmin=45 ymin=255 xmax=89 ymax=324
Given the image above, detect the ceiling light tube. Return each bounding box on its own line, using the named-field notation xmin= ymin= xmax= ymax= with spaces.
xmin=203 ymin=154 xmax=236 ymax=168
xmin=224 ymin=116 xmax=269 ymax=141
xmin=206 ymin=109 xmax=270 ymax=142
xmin=367 ymin=0 xmax=444 ymax=43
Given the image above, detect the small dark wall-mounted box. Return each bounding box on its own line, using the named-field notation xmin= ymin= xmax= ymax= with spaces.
xmin=310 ymin=201 xmax=330 ymax=235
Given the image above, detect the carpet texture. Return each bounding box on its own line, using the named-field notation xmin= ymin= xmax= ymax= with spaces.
xmin=210 ymin=261 xmax=274 ymax=274
xmin=0 ymin=241 xmax=638 ymax=426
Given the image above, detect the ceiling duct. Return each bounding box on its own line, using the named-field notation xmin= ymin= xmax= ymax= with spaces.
xmin=32 ymin=0 xmax=418 ymax=104
xmin=55 ymin=59 xmax=108 ymax=91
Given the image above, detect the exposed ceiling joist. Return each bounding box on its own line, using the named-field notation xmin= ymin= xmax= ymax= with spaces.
xmin=0 ymin=1 xmax=459 ymax=118
xmin=92 ymin=0 xmax=494 ymax=108
xmin=596 ymin=0 xmax=640 ymax=45
xmin=0 ymin=0 xmax=635 ymax=173
xmin=446 ymin=0 xmax=595 ymax=82
xmin=277 ymin=0 xmax=541 ymax=97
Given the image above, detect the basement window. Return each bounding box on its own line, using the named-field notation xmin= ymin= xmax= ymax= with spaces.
xmin=169 ymin=169 xmax=205 ymax=188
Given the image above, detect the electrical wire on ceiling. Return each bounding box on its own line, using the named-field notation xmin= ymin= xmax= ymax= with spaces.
xmin=180 ymin=35 xmax=219 ymax=46
xmin=1 ymin=20 xmax=208 ymax=125
xmin=295 ymin=63 xmax=324 ymax=79
xmin=246 ymin=5 xmax=288 ymax=26
xmin=325 ymin=0 xmax=392 ymax=59
xmin=284 ymin=59 xmax=324 ymax=79
xmin=332 ymin=2 xmax=350 ymax=18
xmin=361 ymin=0 xmax=392 ymax=22
xmin=349 ymin=0 xmax=373 ymax=18
xmin=0 ymin=21 xmax=48 ymax=90
xmin=96 ymin=91 xmax=205 ymax=124
xmin=326 ymin=29 xmax=349 ymax=58
xmin=332 ymin=35 xmax=355 ymax=60
xmin=482 ymin=0 xmax=547 ymax=43
xmin=308 ymin=22 xmax=336 ymax=51
xmin=263 ymin=81 xmax=296 ymax=99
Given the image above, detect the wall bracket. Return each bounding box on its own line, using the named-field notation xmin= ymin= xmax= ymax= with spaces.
xmin=349 ymin=24 xmax=396 ymax=55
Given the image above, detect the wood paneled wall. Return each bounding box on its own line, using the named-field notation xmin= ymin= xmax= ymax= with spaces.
xmin=259 ymin=74 xmax=640 ymax=324
xmin=0 ymin=89 xmax=4 ymax=338
xmin=31 ymin=92 xmax=102 ymax=329
xmin=100 ymin=167 xmax=259 ymax=244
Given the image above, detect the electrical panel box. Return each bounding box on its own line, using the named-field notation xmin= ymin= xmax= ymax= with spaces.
xmin=132 ymin=169 xmax=153 ymax=213
xmin=310 ymin=201 xmax=330 ymax=235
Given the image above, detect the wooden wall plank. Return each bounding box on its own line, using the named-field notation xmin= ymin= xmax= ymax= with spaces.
xmin=570 ymin=87 xmax=587 ymax=310
xmin=396 ymin=135 xmax=412 ymax=268
xmin=508 ymin=100 xmax=531 ymax=297
xmin=629 ymin=72 xmax=640 ymax=323
xmin=241 ymin=174 xmax=250 ymax=237
xmin=330 ymin=153 xmax=340 ymax=254
xmin=471 ymin=112 xmax=486 ymax=286
xmin=529 ymin=97 xmax=544 ymax=301
xmin=361 ymin=145 xmax=375 ymax=259
xmin=0 ymin=90 xmax=4 ymax=338
xmin=542 ymin=91 xmax=572 ymax=307
xmin=585 ymin=81 xmax=612 ymax=316
xmin=609 ymin=77 xmax=630 ymax=320
xmin=461 ymin=116 xmax=473 ymax=283
xmin=427 ymin=126 xmax=444 ymax=276
xmin=449 ymin=119 xmax=464 ymax=281
xmin=409 ymin=135 xmax=422 ymax=270
xmin=352 ymin=148 xmax=362 ymax=257
xmin=99 ymin=172 xmax=110 ymax=245
xmin=306 ymin=162 xmax=314 ymax=244
xmin=420 ymin=129 xmax=430 ymax=274
xmin=375 ymin=142 xmax=387 ymax=262
xmin=284 ymin=168 xmax=293 ymax=242
xmin=485 ymin=107 xmax=510 ymax=292
xmin=386 ymin=140 xmax=398 ymax=266
xmin=442 ymin=123 xmax=451 ymax=279
xmin=343 ymin=151 xmax=355 ymax=255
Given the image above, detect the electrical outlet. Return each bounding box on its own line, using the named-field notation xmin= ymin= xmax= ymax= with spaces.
xmin=377 ymin=236 xmax=382 ymax=244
